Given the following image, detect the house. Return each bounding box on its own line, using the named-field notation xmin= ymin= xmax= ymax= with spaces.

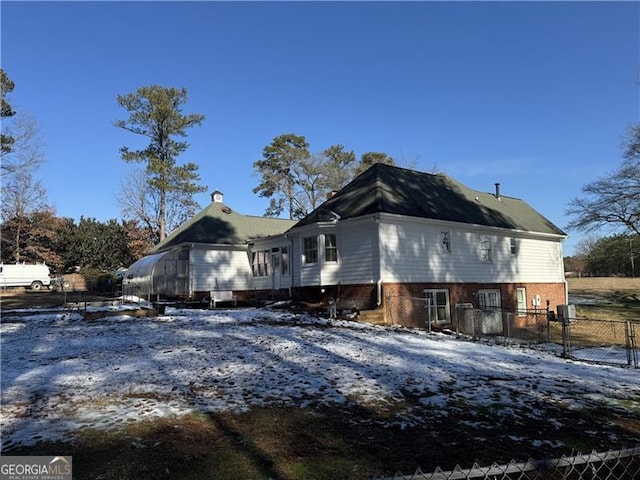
xmin=122 ymin=190 xmax=296 ymax=302
xmin=124 ymin=164 xmax=567 ymax=329
xmin=248 ymin=163 xmax=567 ymax=327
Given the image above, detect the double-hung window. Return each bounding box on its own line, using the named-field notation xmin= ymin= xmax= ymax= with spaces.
xmin=252 ymin=250 xmax=270 ymax=277
xmin=516 ymin=287 xmax=527 ymax=316
xmin=510 ymin=238 xmax=518 ymax=255
xmin=480 ymin=235 xmax=492 ymax=263
xmin=441 ymin=231 xmax=451 ymax=253
xmin=325 ymin=234 xmax=338 ymax=262
xmin=281 ymin=246 xmax=290 ymax=275
xmin=303 ymin=236 xmax=318 ymax=264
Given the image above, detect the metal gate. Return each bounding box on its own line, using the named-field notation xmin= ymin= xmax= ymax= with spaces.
xmin=559 ymin=318 xmax=639 ymax=368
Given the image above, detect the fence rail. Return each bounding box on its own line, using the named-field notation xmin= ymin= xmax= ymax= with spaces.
xmin=371 ymin=445 xmax=640 ymax=480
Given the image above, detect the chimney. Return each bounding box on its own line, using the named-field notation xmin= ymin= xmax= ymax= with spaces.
xmin=211 ymin=190 xmax=224 ymax=203
xmin=494 ymin=183 xmax=501 ymax=199
xmin=327 ymin=190 xmax=339 ymax=200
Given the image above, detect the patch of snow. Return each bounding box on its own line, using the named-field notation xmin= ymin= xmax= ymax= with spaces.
xmin=1 ymin=307 xmax=638 ymax=449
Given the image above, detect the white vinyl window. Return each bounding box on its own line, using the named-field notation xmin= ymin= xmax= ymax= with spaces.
xmin=424 ymin=289 xmax=451 ymax=324
xmin=441 ymin=231 xmax=451 ymax=253
xmin=516 ymin=287 xmax=527 ymax=316
xmin=303 ymin=236 xmax=318 ymax=264
xmin=480 ymin=235 xmax=492 ymax=263
xmin=510 ymin=238 xmax=518 ymax=255
xmin=478 ymin=289 xmax=501 ymax=310
xmin=281 ymin=246 xmax=289 ymax=275
xmin=252 ymin=250 xmax=271 ymax=277
xmin=325 ymin=234 xmax=338 ymax=262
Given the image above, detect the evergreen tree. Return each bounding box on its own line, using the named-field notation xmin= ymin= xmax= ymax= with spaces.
xmin=355 ymin=151 xmax=396 ymax=175
xmin=0 ymin=68 xmax=15 ymax=157
xmin=585 ymin=234 xmax=639 ymax=277
xmin=115 ymin=85 xmax=206 ymax=241
xmin=253 ymin=133 xmax=310 ymax=219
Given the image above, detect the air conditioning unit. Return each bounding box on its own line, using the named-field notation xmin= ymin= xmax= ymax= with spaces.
xmin=557 ymin=304 xmax=576 ymax=322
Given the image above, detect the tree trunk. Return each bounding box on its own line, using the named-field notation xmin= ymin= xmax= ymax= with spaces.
xmin=14 ymin=222 xmax=21 ymax=263
xmin=159 ymin=188 xmax=166 ymax=242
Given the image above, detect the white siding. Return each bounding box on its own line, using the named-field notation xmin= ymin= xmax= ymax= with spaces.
xmin=379 ymin=218 xmax=564 ymax=284
xmin=298 ymin=232 xmax=321 ymax=286
xmin=190 ymin=246 xmax=252 ymax=292
xmin=336 ymin=220 xmax=378 ymax=284
xmin=287 ymin=218 xmax=380 ymax=287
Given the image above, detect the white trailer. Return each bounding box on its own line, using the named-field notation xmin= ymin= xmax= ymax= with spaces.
xmin=0 ymin=263 xmax=51 ymax=290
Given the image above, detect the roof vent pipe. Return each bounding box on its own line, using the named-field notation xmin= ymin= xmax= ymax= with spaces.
xmin=494 ymin=183 xmax=501 ymax=199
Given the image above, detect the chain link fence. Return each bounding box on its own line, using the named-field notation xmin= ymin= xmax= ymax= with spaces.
xmin=455 ymin=305 xmax=552 ymax=345
xmin=384 ymin=295 xmax=639 ymax=368
xmin=556 ymin=317 xmax=638 ymax=367
xmin=454 ymin=304 xmax=640 ymax=368
xmin=371 ymin=445 xmax=640 ymax=480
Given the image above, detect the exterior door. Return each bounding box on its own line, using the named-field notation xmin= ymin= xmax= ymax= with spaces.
xmin=271 ymin=253 xmax=281 ymax=290
xmin=164 ymin=258 xmax=188 ymax=297
xmin=478 ymin=289 xmax=502 ymax=334
xmin=424 ymin=289 xmax=451 ymax=324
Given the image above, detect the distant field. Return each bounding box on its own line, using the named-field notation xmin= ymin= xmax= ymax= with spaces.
xmin=567 ymin=277 xmax=640 ymax=295
xmin=567 ymin=277 xmax=640 ymax=323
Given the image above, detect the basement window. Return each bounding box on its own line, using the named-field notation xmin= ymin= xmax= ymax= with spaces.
xmin=517 ymin=287 xmax=527 ymax=316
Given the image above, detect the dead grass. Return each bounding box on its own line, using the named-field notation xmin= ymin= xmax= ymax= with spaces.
xmin=567 ymin=277 xmax=640 ymax=296
xmin=566 ymin=277 xmax=640 ymax=326
xmin=6 ymin=400 xmax=639 ymax=480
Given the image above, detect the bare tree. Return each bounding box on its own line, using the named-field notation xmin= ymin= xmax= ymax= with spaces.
xmin=566 ymin=162 xmax=640 ymax=235
xmin=291 ymin=153 xmax=329 ymax=217
xmin=1 ymin=169 xmax=52 ymax=262
xmin=117 ymin=168 xmax=201 ymax=244
xmin=1 ymin=111 xmax=46 ymax=177
xmin=566 ymin=124 xmax=640 ymax=235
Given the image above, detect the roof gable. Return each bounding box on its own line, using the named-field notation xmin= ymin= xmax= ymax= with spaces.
xmin=152 ymin=201 xmax=297 ymax=252
xmin=294 ymin=164 xmax=566 ymax=236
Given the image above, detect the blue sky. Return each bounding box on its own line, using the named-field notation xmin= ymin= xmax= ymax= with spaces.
xmin=2 ymin=1 xmax=638 ymax=255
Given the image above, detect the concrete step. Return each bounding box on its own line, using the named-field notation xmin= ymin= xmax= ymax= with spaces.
xmin=357 ymin=308 xmax=386 ymax=325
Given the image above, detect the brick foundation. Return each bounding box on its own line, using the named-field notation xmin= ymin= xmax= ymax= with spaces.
xmin=382 ymin=282 xmax=567 ymax=328
xmin=245 ymin=281 xmax=567 ymax=329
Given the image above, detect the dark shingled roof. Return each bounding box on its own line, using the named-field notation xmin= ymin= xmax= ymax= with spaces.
xmin=152 ymin=201 xmax=297 ymax=253
xmin=293 ymin=163 xmax=566 ymax=236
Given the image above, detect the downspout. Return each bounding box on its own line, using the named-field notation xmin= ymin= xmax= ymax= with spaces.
xmin=188 ymin=244 xmax=194 ymax=299
xmin=374 ymin=213 xmax=383 ymax=307
xmin=286 ymin=234 xmax=293 ymax=298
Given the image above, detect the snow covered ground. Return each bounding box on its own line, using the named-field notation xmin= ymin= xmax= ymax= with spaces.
xmin=1 ymin=306 xmax=639 ymax=451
